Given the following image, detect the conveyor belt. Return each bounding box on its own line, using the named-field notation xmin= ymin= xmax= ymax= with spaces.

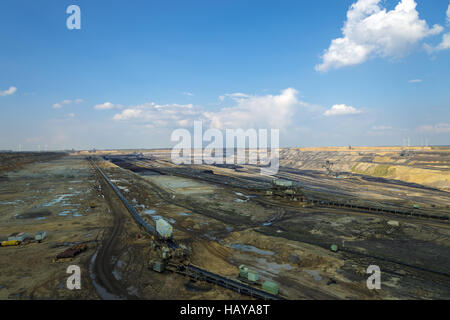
xmin=308 ymin=198 xmax=449 ymax=221
xmin=178 ymin=265 xmax=284 ymax=300
xmin=90 ymin=159 xmax=178 ymax=248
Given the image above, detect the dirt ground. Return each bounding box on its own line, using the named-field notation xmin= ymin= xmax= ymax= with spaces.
xmin=97 ymin=152 xmax=450 ymax=300
xmin=279 ymin=146 xmax=450 ymax=191
xmin=0 ymin=156 xmax=110 ymax=299
xmin=1 ymin=150 xmax=449 ymax=300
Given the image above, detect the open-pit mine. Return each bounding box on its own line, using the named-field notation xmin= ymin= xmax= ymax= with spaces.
xmin=0 ymin=147 xmax=449 ymax=300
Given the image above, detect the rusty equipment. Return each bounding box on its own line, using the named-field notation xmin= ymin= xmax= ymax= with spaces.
xmin=54 ymin=244 xmax=88 ymax=262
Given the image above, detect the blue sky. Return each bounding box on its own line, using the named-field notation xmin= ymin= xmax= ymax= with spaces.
xmin=0 ymin=0 xmax=449 ymax=150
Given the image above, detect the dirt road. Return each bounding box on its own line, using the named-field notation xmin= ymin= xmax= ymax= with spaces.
xmin=90 ymin=162 xmax=138 ymax=300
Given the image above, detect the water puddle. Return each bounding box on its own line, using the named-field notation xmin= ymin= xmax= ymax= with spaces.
xmin=15 ymin=208 xmax=52 ymax=219
xmin=204 ymin=233 xmax=217 ymax=241
xmin=89 ymin=250 xmax=121 ymax=300
xmin=0 ymin=200 xmax=25 ymax=206
xmin=230 ymin=244 xmax=275 ymax=256
xmin=58 ymin=209 xmax=80 ymax=217
xmin=44 ymin=194 xmax=78 ymax=207
xmin=233 ymin=192 xmax=255 ymax=203
xmin=255 ymin=258 xmax=293 ymax=276
xmin=117 ymin=186 xmax=129 ymax=192
xmin=112 ymin=269 xmax=122 ymax=281
xmin=110 ymin=179 xmax=125 ymax=183
xmin=305 ymin=270 xmax=322 ymax=281
xmin=262 ymin=216 xmax=277 ymax=227
xmin=127 ymin=286 xmax=138 ymax=296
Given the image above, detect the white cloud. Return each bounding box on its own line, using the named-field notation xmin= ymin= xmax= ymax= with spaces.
xmin=218 ymin=93 xmax=251 ymax=102
xmin=436 ymin=32 xmax=450 ymax=50
xmin=425 ymin=32 xmax=450 ymax=52
xmin=0 ymin=86 xmax=17 ymax=96
xmin=423 ymin=3 xmax=450 ymax=53
xmin=113 ymin=103 xmax=199 ymax=128
xmin=205 ymin=88 xmax=301 ymax=129
xmin=372 ymin=125 xmax=392 ymax=130
xmin=408 ymin=79 xmax=422 ymax=83
xmin=324 ymin=104 xmax=362 ymax=116
xmin=52 ymin=98 xmax=83 ymax=109
xmin=316 ymin=0 xmax=443 ymax=72
xmin=182 ymin=92 xmax=194 ymax=97
xmin=94 ymin=102 xmax=116 ymax=110
xmin=447 ymin=1 xmax=450 ymax=25
xmin=418 ymin=123 xmax=450 ymax=134
xmin=112 ymin=88 xmax=303 ymax=130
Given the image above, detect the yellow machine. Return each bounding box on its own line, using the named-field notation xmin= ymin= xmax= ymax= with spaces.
xmin=1 ymin=240 xmax=20 ymax=247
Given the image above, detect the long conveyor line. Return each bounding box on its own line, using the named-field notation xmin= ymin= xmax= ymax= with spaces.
xmin=178 ymin=265 xmax=284 ymax=300
xmin=307 ymin=198 xmax=450 ymax=221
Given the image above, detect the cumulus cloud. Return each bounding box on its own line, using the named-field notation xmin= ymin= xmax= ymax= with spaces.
xmin=112 ymin=88 xmax=304 ymax=130
xmin=425 ymin=32 xmax=450 ymax=53
xmin=94 ymin=102 xmax=117 ymax=110
xmin=113 ymin=103 xmax=199 ymax=128
xmin=218 ymin=93 xmax=251 ymax=102
xmin=316 ymin=0 xmax=443 ymax=72
xmin=206 ymin=88 xmax=301 ymax=129
xmin=52 ymin=98 xmax=83 ymax=109
xmin=423 ymin=3 xmax=450 ymax=53
xmin=418 ymin=123 xmax=450 ymax=134
xmin=324 ymin=104 xmax=362 ymax=116
xmin=0 ymin=86 xmax=17 ymax=96
xmin=447 ymin=2 xmax=450 ymax=25
xmin=435 ymin=32 xmax=450 ymax=51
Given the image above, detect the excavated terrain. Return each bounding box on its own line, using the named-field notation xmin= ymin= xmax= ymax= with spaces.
xmin=1 ymin=148 xmax=449 ymax=300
